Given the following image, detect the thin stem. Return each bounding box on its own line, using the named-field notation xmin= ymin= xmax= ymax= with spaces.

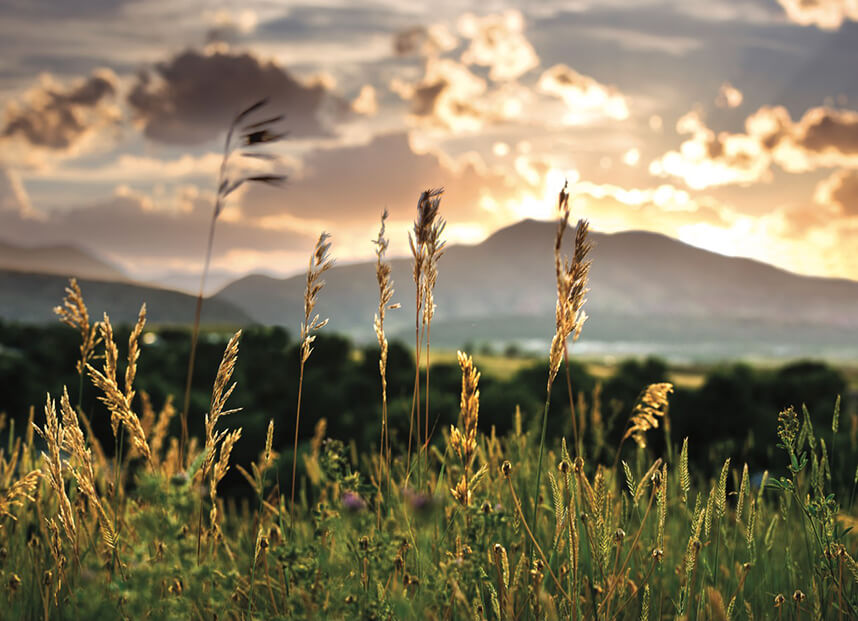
xmin=530 ymin=389 xmax=553 ymax=558
xmin=506 ymin=475 xmax=572 ymax=604
xmin=180 ymin=206 xmax=218 ymax=470
xmin=405 ymin=316 xmax=421 ymax=488
xmin=290 ymin=360 xmax=307 ymax=529
xmin=424 ymin=321 xmax=431 ymax=491
xmin=563 ymin=344 xmax=579 ymax=458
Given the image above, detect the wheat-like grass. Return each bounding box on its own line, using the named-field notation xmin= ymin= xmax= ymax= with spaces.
xmin=34 ymin=395 xmax=77 ymax=556
xmin=86 ymin=311 xmax=153 ymax=468
xmin=373 ymin=209 xmax=398 ymax=495
xmin=58 ymin=387 xmax=118 ymax=552
xmin=449 ymin=351 xmax=480 ymax=508
xmin=621 ymin=382 xmax=674 ymax=450
xmin=532 ymin=183 xmax=591 ymax=558
xmin=405 ymin=188 xmax=445 ymax=487
xmin=53 ymin=278 xmax=101 ymax=379
xmin=291 ymin=232 xmax=334 ymax=520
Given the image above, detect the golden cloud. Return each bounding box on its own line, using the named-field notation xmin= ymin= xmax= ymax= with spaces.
xmin=776 ymin=0 xmax=858 ymax=30
xmin=458 ymin=11 xmax=539 ymax=81
xmin=537 ymin=64 xmax=629 ymax=123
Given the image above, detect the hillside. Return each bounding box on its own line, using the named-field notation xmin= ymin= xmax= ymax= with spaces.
xmin=0 ymin=240 xmax=128 ymax=282
xmin=0 ymin=270 xmax=250 ymax=325
xmin=213 ymin=219 xmax=858 ymax=358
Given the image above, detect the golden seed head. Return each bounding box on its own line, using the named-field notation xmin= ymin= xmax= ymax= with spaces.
xmin=651 ymin=470 xmax=662 ymax=487
xmin=558 ymin=460 xmax=570 ymax=474
xmin=493 ymin=543 xmax=503 ymax=556
xmin=774 ymin=594 xmax=785 ymax=607
xmin=614 ymin=528 xmax=626 ymax=543
xmin=501 ymin=461 xmax=512 ymax=477
xmin=793 ymin=590 xmax=805 ymax=602
xmin=652 ymin=548 xmax=664 ymax=562
xmin=573 ymin=456 xmax=585 ymax=473
xmin=742 ymin=562 xmax=752 ymax=573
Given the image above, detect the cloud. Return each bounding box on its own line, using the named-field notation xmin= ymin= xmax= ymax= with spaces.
xmin=204 ymin=9 xmax=259 ymax=44
xmin=536 ymin=64 xmax=629 ymax=123
xmin=715 ymin=82 xmax=743 ymax=109
xmin=649 ymin=109 xmax=771 ymax=189
xmin=241 ymin=131 xmax=516 ymax=226
xmin=651 ymin=105 xmax=858 ymax=189
xmin=127 ymin=49 xmax=347 ymax=145
xmin=814 ymin=169 xmax=858 ymax=216
xmin=458 ymin=11 xmax=539 ymax=81
xmin=749 ymin=105 xmax=858 ymax=172
xmin=391 ymin=57 xmax=490 ymax=131
xmin=776 ymin=0 xmax=858 ymax=29
xmin=352 ymin=85 xmax=378 ymax=116
xmin=0 ymin=167 xmax=32 ymax=214
xmin=0 ymin=182 xmax=310 ymax=272
xmin=392 ymin=24 xmax=458 ymax=57
xmin=1 ymin=68 xmax=119 ymax=152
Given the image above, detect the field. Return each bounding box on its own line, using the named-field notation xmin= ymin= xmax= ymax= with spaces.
xmin=1 ymin=189 xmax=857 ymax=621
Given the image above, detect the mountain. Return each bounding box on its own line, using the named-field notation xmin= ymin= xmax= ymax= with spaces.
xmin=0 ymin=240 xmax=128 ymax=282
xmin=0 ymin=270 xmax=251 ymax=325
xmin=213 ymin=219 xmax=858 ymax=360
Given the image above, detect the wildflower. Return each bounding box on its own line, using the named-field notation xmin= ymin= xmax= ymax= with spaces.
xmin=342 ymin=491 xmax=367 ymax=512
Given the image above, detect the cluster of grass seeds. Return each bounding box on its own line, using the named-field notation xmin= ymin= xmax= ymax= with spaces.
xmin=0 ymin=185 xmax=857 ymax=620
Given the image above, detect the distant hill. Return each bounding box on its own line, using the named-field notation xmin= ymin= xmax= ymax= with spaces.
xmin=213 ymin=219 xmax=858 ymax=359
xmin=0 ymin=239 xmax=128 ymax=282
xmin=0 ymin=270 xmax=250 ymax=325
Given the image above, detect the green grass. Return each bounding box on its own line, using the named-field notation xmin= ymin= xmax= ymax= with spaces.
xmin=1 ymin=325 xmax=856 ymax=619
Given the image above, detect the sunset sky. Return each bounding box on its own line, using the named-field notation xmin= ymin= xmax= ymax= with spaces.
xmin=1 ymin=0 xmax=858 ymax=291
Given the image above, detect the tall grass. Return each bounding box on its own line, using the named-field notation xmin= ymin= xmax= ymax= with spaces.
xmin=180 ymin=99 xmax=286 ymax=468
xmin=0 ymin=186 xmax=856 ymax=620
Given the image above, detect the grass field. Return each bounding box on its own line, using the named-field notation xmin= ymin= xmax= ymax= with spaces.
xmin=1 ymin=187 xmax=856 ymax=620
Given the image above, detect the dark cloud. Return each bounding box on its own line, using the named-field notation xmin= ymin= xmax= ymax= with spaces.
xmin=411 ymin=81 xmax=447 ymax=116
xmin=128 ymin=49 xmax=348 ymax=145
xmin=830 ymin=170 xmax=858 ymax=214
xmin=1 ymin=69 xmax=118 ymax=150
xmin=798 ymin=108 xmax=858 ymax=154
xmin=393 ymin=26 xmax=428 ymax=56
xmin=242 ymin=131 xmax=515 ymax=224
xmin=816 ymin=169 xmax=858 ymax=216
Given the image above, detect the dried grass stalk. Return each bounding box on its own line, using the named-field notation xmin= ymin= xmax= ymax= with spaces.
xmin=87 ymin=312 xmax=153 ymax=468
xmin=291 ymin=233 xmax=334 ymax=515
xmin=53 ymin=278 xmax=101 ymax=375
xmin=373 ymin=209 xmax=399 ymax=492
xmin=622 ymin=383 xmax=674 ymax=449
xmin=59 ymin=388 xmax=118 ymax=551
xmin=34 ymin=395 xmax=77 ymax=552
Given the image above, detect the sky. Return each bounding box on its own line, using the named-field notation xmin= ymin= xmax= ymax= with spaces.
xmin=1 ymin=0 xmax=858 ymax=291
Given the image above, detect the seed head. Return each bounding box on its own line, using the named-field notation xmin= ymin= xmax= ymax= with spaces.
xmin=774 ymin=594 xmax=785 ymax=607
xmin=793 ymin=590 xmax=805 ymax=603
xmin=501 ymin=461 xmax=512 ymax=477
